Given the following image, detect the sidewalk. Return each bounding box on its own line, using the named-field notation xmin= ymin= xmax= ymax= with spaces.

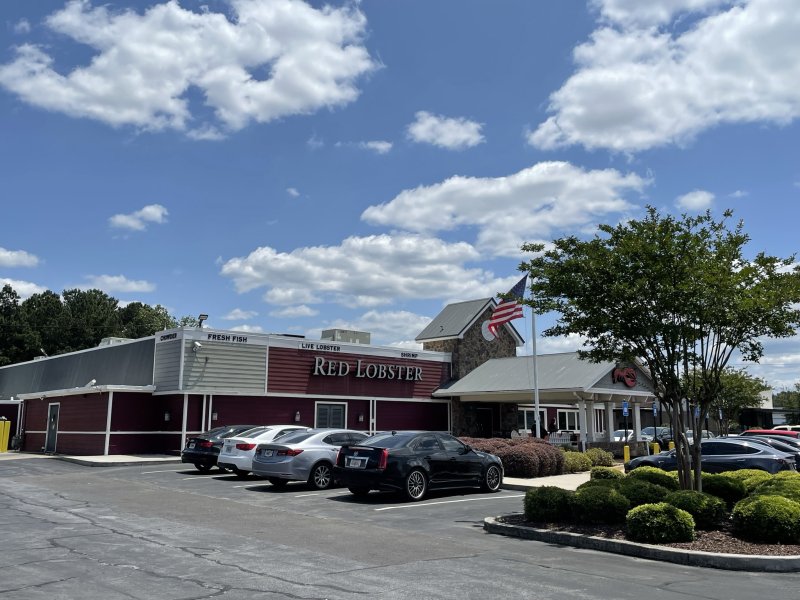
xmin=503 ymin=472 xmax=591 ymax=491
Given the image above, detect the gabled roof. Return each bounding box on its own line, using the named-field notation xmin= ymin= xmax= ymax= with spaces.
xmin=433 ymin=352 xmax=653 ymax=400
xmin=415 ymin=298 xmax=524 ymax=345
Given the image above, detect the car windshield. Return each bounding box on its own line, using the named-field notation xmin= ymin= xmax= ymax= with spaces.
xmin=239 ymin=426 xmax=271 ymax=438
xmin=360 ymin=432 xmax=419 ymax=448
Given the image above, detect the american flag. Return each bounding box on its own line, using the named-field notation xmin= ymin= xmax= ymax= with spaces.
xmin=487 ymin=275 xmax=527 ymax=338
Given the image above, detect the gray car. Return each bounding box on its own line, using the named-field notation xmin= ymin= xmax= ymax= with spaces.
xmin=251 ymin=428 xmax=369 ymax=490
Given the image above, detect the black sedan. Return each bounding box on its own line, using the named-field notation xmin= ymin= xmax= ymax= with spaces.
xmin=181 ymin=425 xmax=259 ymax=472
xmin=625 ymin=437 xmax=796 ymax=474
xmin=333 ymin=431 xmax=503 ymax=501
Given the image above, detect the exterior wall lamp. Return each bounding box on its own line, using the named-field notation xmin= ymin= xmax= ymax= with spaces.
xmin=294 ymin=411 xmax=301 ymax=423
xmin=358 ymin=412 xmax=364 ymax=423
xmin=164 ymin=411 xmax=171 ymax=422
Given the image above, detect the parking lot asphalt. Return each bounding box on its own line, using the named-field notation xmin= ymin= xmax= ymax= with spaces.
xmin=3 ymin=452 xmax=799 ymax=599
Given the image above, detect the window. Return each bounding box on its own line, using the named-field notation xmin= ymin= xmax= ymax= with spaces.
xmin=517 ymin=409 xmax=546 ymax=432
xmin=557 ymin=410 xmax=579 ymax=431
xmin=439 ymin=434 xmax=466 ymax=453
xmin=414 ymin=435 xmax=441 ymax=452
xmin=316 ymin=402 xmax=346 ymax=428
xmin=594 ymin=408 xmax=606 ymax=433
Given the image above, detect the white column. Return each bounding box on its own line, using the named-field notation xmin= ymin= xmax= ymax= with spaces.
xmin=633 ymin=397 xmax=642 ymax=441
xmin=577 ymin=397 xmax=587 ymax=451
xmin=103 ymin=391 xmax=114 ymax=456
xmin=181 ymin=393 xmax=188 ymax=450
xmin=604 ymin=400 xmax=615 ymax=442
xmin=585 ymin=395 xmax=597 ymax=442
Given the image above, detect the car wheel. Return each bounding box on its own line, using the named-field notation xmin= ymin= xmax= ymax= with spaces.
xmin=481 ymin=464 xmax=502 ymax=492
xmin=403 ymin=469 xmax=427 ymax=501
xmin=268 ymin=477 xmax=288 ymax=488
xmin=309 ymin=462 xmax=333 ymax=490
xmin=195 ymin=463 xmax=212 ymax=473
xmin=348 ymin=486 xmax=370 ymax=497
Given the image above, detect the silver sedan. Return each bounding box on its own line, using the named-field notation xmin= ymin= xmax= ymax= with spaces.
xmin=251 ymin=428 xmax=369 ymax=490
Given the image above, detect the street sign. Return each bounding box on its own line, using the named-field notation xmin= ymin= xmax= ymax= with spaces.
xmin=652 ymin=404 xmax=658 ymax=417
xmin=622 ymin=401 xmax=629 ymax=417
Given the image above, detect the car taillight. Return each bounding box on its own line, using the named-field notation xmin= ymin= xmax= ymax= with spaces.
xmin=277 ymin=448 xmax=303 ymax=456
xmin=335 ymin=448 xmax=343 ymax=466
xmin=236 ymin=443 xmax=256 ymax=451
xmin=378 ymin=448 xmax=388 ymax=470
xmin=199 ymin=441 xmax=214 ymax=448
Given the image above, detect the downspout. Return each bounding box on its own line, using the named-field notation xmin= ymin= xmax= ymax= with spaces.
xmin=104 ymin=390 xmax=114 ymax=456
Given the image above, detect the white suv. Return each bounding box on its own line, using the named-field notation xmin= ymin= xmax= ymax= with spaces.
xmin=773 ymin=425 xmax=800 ymax=432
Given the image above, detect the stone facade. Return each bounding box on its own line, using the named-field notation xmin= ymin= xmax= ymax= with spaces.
xmin=422 ymin=306 xmax=520 ymax=437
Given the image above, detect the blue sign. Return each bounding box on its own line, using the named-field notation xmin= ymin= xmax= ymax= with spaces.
xmin=652 ymin=404 xmax=658 ymax=417
xmin=622 ymin=401 xmax=629 ymax=417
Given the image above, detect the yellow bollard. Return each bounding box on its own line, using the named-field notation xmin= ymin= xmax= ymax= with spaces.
xmin=652 ymin=442 xmax=661 ymax=454
xmin=623 ymin=444 xmax=630 ymax=463
xmin=0 ymin=419 xmax=9 ymax=453
xmin=669 ymin=441 xmax=675 ymax=450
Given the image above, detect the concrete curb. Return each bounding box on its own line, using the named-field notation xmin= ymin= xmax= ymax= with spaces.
xmin=56 ymin=456 xmax=182 ymax=467
xmin=484 ymin=516 xmax=800 ymax=572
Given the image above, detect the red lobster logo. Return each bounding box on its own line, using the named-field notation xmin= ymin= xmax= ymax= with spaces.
xmin=612 ymin=367 xmax=637 ymax=388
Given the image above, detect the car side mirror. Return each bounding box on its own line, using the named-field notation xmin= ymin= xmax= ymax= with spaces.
xmin=462 ymin=444 xmax=472 ymax=454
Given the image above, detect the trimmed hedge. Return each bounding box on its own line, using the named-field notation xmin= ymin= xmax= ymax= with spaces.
xmin=751 ymin=478 xmax=800 ymax=503
xmin=523 ymin=486 xmax=574 ymax=522
xmin=572 ymin=485 xmax=630 ymax=524
xmin=719 ymin=469 xmax=772 ymax=494
xmin=459 ymin=436 xmax=565 ymax=478
xmin=576 ymin=479 xmax=617 ymax=491
xmin=701 ymin=474 xmax=746 ymax=509
xmin=626 ymin=503 xmax=695 ymax=543
xmin=591 ymin=466 xmax=624 ymax=480
xmin=563 ymin=451 xmax=593 ymax=473
xmin=585 ymin=447 xmax=615 ymax=467
xmin=626 ymin=466 xmax=679 ymax=491
xmin=495 ymin=446 xmax=540 ymax=478
xmin=616 ymin=478 xmax=670 ymax=508
xmin=664 ymin=490 xmax=726 ymax=530
xmin=732 ymin=495 xmax=800 ymax=544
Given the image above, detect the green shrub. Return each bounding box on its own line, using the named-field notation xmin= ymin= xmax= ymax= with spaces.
xmin=702 ymin=474 xmax=746 ymax=508
xmin=732 ymin=495 xmax=800 ymax=543
xmin=626 ymin=503 xmax=695 ymax=543
xmin=563 ymin=451 xmax=593 ymax=473
xmin=576 ymin=479 xmax=618 ymax=492
xmin=572 ymin=485 xmax=630 ymax=524
xmin=664 ymin=490 xmax=727 ymax=530
xmin=585 ymin=447 xmax=615 ymax=467
xmin=774 ymin=470 xmax=800 ymax=481
xmin=591 ymin=466 xmax=624 ymax=480
xmin=523 ymin=486 xmax=575 ymax=522
xmin=495 ymin=446 xmax=540 ymax=478
xmin=626 ymin=466 xmax=679 ymax=490
xmin=751 ymin=478 xmax=800 ymax=503
xmin=719 ymin=469 xmax=772 ymax=494
xmin=617 ymin=478 xmax=670 ymax=508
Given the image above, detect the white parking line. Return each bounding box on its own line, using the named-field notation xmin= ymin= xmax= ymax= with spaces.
xmin=374 ymin=493 xmax=525 ymax=511
xmin=294 ymin=492 xmax=320 ymax=497
xmin=139 ymin=469 xmax=185 ymax=474
xmin=182 ymin=476 xmax=215 ymax=480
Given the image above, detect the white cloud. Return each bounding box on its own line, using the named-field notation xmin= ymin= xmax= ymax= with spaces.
xmin=591 ymin=0 xmax=733 ymax=27
xmin=359 ymin=140 xmax=393 ymax=154
xmin=531 ymin=333 xmax=589 ymax=356
xmin=729 ymin=189 xmax=749 ymax=198
xmin=0 ymin=247 xmax=39 ymax=268
xmin=312 ymin=310 xmax=432 ymax=347
xmin=231 ymin=324 xmax=264 ymax=333
xmin=676 ymin=189 xmax=715 ymax=210
xmin=0 ymin=278 xmax=47 ymax=298
xmin=270 ymin=305 xmax=319 ymax=318
xmin=362 ymin=161 xmax=648 ymax=257
xmin=531 ymin=0 xmax=800 ymax=152
xmin=0 ymin=0 xmax=376 ymax=136
xmin=286 ymin=187 xmax=300 ymax=198
xmin=222 ymin=308 xmax=258 ymax=320
xmin=109 ymin=204 xmax=168 ymax=231
xmin=84 ymin=274 xmax=155 ymax=293
xmin=406 ymin=111 xmax=485 ymax=150
xmin=13 ymin=19 xmax=31 ymax=35
xmin=220 ymin=233 xmax=519 ymax=308
xmin=307 ymin=133 xmax=325 ymax=149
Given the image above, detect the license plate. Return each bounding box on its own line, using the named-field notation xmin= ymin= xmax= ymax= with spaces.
xmin=347 ymin=457 xmax=366 ymax=469
xmin=188 ymin=442 xmax=195 ymax=449
xmin=263 ymin=449 xmax=273 ymax=457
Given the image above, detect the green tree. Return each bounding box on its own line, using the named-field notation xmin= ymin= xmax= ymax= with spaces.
xmin=178 ymin=315 xmax=200 ymax=328
xmin=20 ymin=290 xmax=69 ymax=357
xmin=774 ymin=386 xmax=800 ymax=424
xmin=0 ymin=284 xmax=35 ymax=366
xmin=119 ymin=302 xmax=177 ymax=338
xmin=520 ymin=207 xmax=800 ymax=491
xmin=684 ymin=367 xmax=768 ymax=435
xmin=61 ymin=288 xmax=121 ymax=352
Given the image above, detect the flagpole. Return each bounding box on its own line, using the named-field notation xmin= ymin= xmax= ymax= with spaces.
xmin=531 ymin=306 xmax=541 ymax=439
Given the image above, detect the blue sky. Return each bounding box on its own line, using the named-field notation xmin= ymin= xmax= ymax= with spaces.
xmin=1 ymin=0 xmax=799 ymax=389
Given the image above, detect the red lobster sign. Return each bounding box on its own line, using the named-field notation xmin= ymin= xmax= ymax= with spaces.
xmin=611 ymin=367 xmax=637 ymax=388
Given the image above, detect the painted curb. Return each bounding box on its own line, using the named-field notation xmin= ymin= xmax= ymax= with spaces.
xmin=57 ymin=456 xmax=183 ymax=467
xmin=484 ymin=516 xmax=800 ymax=572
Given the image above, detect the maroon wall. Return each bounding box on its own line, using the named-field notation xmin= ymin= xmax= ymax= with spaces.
xmin=109 ymin=433 xmax=183 ymax=454
xmin=376 ymin=401 xmax=449 ymax=432
xmin=206 ymin=395 xmax=305 ymax=428
xmin=268 ymin=348 xmax=449 ymax=398
xmin=50 ymin=433 xmax=105 ymax=455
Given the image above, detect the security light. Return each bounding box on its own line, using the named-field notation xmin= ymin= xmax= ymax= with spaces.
xmin=198 ymin=314 xmax=209 ymax=328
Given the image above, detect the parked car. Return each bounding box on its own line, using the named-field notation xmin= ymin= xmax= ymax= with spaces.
xmin=739 ymin=435 xmax=800 ymax=463
xmin=251 ymin=428 xmax=369 ymax=490
xmin=772 ymin=425 xmax=800 ymax=432
xmin=612 ymin=427 xmax=670 ymax=442
xmin=217 ymin=424 xmax=308 ymax=477
xmin=625 ymin=437 xmax=796 ymax=474
xmin=181 ymin=425 xmax=260 ymax=472
xmin=333 ymin=430 xmax=504 ymax=501
xmin=740 ymin=428 xmax=800 ymax=439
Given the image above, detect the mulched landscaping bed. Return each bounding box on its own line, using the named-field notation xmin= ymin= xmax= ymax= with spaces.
xmin=498 ymin=513 xmax=800 ymax=557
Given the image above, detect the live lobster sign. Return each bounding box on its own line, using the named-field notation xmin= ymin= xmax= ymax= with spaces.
xmin=611 ymin=367 xmax=637 ymax=388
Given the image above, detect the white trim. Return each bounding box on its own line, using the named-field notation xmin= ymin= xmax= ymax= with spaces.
xmin=208 ymin=394 xmax=214 ymax=430
xmin=181 ymin=393 xmax=188 ymax=450
xmin=45 ymin=402 xmax=60 ymax=453
xmin=313 ymin=400 xmax=348 ymax=428
xmin=17 ymin=385 xmax=155 ymax=400
xmin=200 ymin=394 xmax=206 ymax=434
xmin=28 ymin=430 xmax=184 ymax=435
xmin=104 ymin=391 xmax=114 ymax=455
xmin=178 ymin=335 xmax=185 ymax=390
xmin=266 ymin=391 xmax=450 ymax=403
